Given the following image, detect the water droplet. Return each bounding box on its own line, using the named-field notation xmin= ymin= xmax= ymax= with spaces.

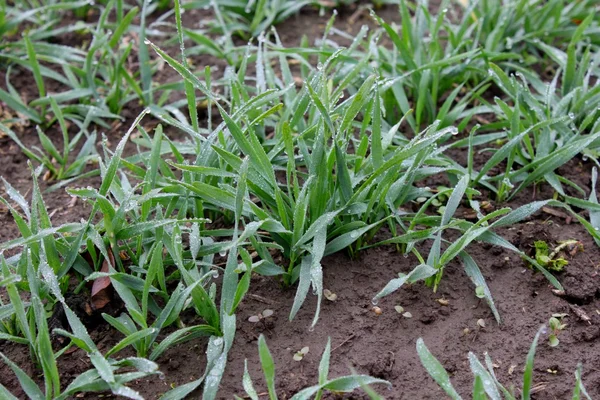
xmin=219 ymin=250 xmax=227 ymax=257
xmin=371 ymin=298 xmax=379 ymax=306
xmin=502 ymin=178 xmax=514 ymax=189
xmin=568 ymin=112 xmax=575 ymax=120
xmin=212 ymin=270 xmax=219 ymax=279
xmin=505 ymin=37 xmax=513 ymax=49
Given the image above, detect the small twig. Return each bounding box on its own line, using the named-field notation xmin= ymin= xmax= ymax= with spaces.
xmin=351 ymin=270 xmax=369 ymax=278
xmin=248 ymin=294 xmax=278 ymax=305
xmin=542 ymin=206 xmax=572 ymax=224
xmin=331 ymin=333 xmax=356 ymax=353
xmin=569 ymin=304 xmax=592 ymax=325
xmin=348 ymin=5 xmax=369 ymax=25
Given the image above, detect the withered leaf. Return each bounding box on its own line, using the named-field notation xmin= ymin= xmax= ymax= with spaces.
xmin=91 ymin=247 xmax=115 ymax=311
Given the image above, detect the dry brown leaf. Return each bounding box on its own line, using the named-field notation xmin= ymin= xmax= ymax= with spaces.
xmin=91 ymin=248 xmax=115 ymax=311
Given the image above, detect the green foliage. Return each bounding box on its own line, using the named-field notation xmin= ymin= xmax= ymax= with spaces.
xmin=185 ymin=0 xmax=313 ymax=40
xmin=0 ymin=0 xmax=599 ymax=398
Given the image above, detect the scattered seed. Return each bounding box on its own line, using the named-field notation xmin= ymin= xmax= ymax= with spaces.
xmin=477 ymin=319 xmax=486 ymax=328
xmin=402 ymin=312 xmax=412 ymax=318
xmin=394 ymin=305 xmax=404 ymax=314
xmin=508 ymin=364 xmax=517 ymax=375
xmin=324 ymin=289 xmax=337 ymax=301
xmin=436 ymin=298 xmax=449 ymax=306
xmin=372 ymin=306 xmax=382 ymax=316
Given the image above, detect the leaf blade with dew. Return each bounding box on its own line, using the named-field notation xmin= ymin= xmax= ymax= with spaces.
xmin=339 ymin=75 xmax=377 ymax=138
xmin=174 ymin=0 xmax=199 ymax=131
xmin=218 ymin=107 xmax=277 ymax=188
xmin=460 ymin=252 xmax=500 ymax=323
xmin=315 ymin=338 xmax=331 ymax=400
xmin=309 ymin=228 xmax=326 ymax=328
xmin=289 ymin=255 xmax=312 ymax=321
xmin=105 ymin=328 xmax=157 ymax=358
xmin=0 ymin=352 xmax=44 ymax=400
xmin=149 ymin=325 xmax=217 ymax=361
xmin=320 ymin=375 xmax=390 ymax=393
xmin=1 ymin=256 xmax=31 ymax=343
xmin=242 ymin=360 xmax=259 ymax=400
xmin=372 ymin=264 xmax=437 ymax=303
xmin=258 ymin=335 xmax=277 ymax=400
xmin=474 ymin=116 xmax=570 ymax=184
xmin=468 ymin=353 xmax=502 ymax=400
xmin=416 ymin=338 xmax=462 ymax=400
xmin=146 ymin=40 xmax=218 ymax=103
xmin=510 ymin=131 xmax=600 ymax=198
xmin=472 ymin=376 xmax=486 ymax=400
xmin=324 ymin=219 xmax=387 ymax=256
xmin=0 ymin=383 xmax=19 ymax=400
xmin=572 ymin=364 xmax=592 ymax=400
xmin=429 ymin=174 xmax=469 ymax=267
xmin=30 ymin=260 xmax=61 ymax=397
xmin=523 ymin=326 xmax=544 ymax=400
xmin=293 ymin=210 xmax=341 ymax=251
xmin=587 ymin=168 xmax=600 ymax=246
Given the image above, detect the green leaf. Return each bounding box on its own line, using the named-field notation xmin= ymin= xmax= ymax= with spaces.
xmin=258 ymin=335 xmax=277 ymax=400
xmin=416 ymin=338 xmax=462 ymax=400
xmin=522 ymin=326 xmax=544 ymax=400
xmin=0 ymin=352 xmax=44 ymax=400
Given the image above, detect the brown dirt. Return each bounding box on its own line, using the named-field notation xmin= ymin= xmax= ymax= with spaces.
xmin=1 ymin=2 xmax=600 ymax=400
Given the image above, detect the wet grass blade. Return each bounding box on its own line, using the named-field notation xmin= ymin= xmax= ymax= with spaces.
xmin=416 ymin=338 xmax=462 ymax=400
xmin=258 ymin=335 xmax=277 ymax=400
xmin=522 ymin=326 xmax=544 ymax=399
